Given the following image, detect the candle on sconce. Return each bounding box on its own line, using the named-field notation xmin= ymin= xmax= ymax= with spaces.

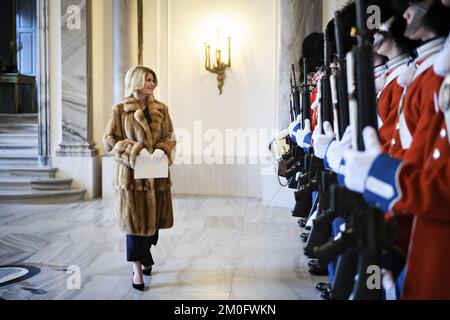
xmin=203 ymin=30 xmax=231 ymax=94
xmin=216 ymin=49 xmax=221 ymax=67
xmin=205 ymin=43 xmax=211 ymax=70
xmin=227 ymin=37 xmax=231 ymax=67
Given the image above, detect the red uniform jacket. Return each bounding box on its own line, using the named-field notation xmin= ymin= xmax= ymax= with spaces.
xmin=363 ymin=38 xmax=449 ymax=299
xmin=364 ymin=74 xmax=450 ymax=299
xmin=396 ymin=110 xmax=450 ymax=300
xmin=389 ymin=68 xmax=442 ymax=256
xmin=364 ymin=71 xmax=449 ymax=300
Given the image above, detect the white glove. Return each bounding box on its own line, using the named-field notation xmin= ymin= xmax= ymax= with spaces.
xmin=343 ymin=127 xmax=381 ymax=193
xmin=295 ymin=119 xmax=312 ymax=148
xmin=312 ymin=121 xmax=336 ymax=159
xmin=151 ymin=149 xmax=165 ymax=162
xmin=325 ymin=126 xmax=352 ymax=173
xmin=139 ymin=148 xmax=153 ymax=163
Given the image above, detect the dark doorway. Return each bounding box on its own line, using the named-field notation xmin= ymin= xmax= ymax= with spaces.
xmin=0 ymin=0 xmax=37 ymax=114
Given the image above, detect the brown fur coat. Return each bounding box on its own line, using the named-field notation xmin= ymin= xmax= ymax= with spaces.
xmin=103 ymin=97 xmax=176 ymax=236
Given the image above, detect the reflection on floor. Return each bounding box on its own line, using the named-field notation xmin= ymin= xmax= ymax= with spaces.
xmin=0 ymin=196 xmax=325 ymax=300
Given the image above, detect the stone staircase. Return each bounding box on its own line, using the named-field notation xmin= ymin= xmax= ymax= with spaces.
xmin=0 ymin=114 xmax=86 ymax=204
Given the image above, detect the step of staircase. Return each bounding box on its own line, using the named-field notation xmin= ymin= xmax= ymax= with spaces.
xmin=0 ymin=113 xmax=38 ymax=124
xmin=0 ymin=157 xmax=38 ymax=166
xmin=0 ymin=148 xmax=38 ymax=158
xmin=0 ymin=188 xmax=86 ymax=204
xmin=31 ymin=178 xmax=73 ymax=190
xmin=0 ymin=167 xmax=58 ymax=179
xmin=0 ymin=144 xmax=38 ymax=154
xmin=0 ymin=178 xmax=73 ymax=191
xmin=0 ymin=179 xmax=31 ymax=190
xmin=0 ymin=124 xmax=38 ymax=134
xmin=0 ymin=134 xmax=38 ymax=147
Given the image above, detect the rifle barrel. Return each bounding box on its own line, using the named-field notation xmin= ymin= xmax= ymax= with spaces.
xmin=302 ymin=58 xmax=311 ymax=124
xmin=334 ymin=10 xmax=350 ymax=139
xmin=355 ymin=0 xmax=378 ymax=150
xmin=321 ymin=27 xmax=334 ymax=132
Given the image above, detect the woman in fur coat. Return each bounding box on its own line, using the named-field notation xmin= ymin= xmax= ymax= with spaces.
xmin=103 ymin=65 xmax=176 ymax=291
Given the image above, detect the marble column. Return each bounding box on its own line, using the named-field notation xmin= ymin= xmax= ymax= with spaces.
xmin=57 ymin=0 xmax=97 ymax=157
xmin=112 ymin=0 xmax=140 ymax=103
xmin=102 ymin=0 xmax=141 ymax=199
xmin=56 ymin=0 xmax=99 ymax=199
xmin=278 ymin=0 xmax=322 ymax=129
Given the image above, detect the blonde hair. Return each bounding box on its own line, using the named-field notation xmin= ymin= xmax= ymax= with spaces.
xmin=124 ymin=65 xmax=158 ymax=99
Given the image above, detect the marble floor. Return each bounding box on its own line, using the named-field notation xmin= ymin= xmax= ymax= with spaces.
xmin=0 ymin=196 xmax=325 ymax=300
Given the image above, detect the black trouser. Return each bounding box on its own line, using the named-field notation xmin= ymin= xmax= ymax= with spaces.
xmin=126 ymin=231 xmax=159 ymax=266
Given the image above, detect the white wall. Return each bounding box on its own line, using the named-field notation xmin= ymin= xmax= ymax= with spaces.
xmin=168 ymin=0 xmax=277 ymax=133
xmin=92 ymin=0 xmax=113 ymax=157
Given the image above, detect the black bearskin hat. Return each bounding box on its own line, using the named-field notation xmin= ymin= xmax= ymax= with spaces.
xmin=301 ymin=32 xmax=324 ymax=74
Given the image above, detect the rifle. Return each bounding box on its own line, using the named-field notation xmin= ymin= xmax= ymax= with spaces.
xmin=349 ymin=0 xmax=384 ymax=299
xmin=330 ymin=65 xmax=340 ymax=140
xmin=289 ymin=76 xmax=295 ymax=122
xmin=269 ymin=71 xmax=301 ymax=182
xmin=276 ymin=67 xmax=302 ymax=175
xmin=302 ymin=25 xmax=337 ymax=257
xmin=291 ymin=64 xmax=301 ymax=118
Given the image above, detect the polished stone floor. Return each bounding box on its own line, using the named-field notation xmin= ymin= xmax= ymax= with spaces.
xmin=0 ymin=196 xmax=325 ymax=300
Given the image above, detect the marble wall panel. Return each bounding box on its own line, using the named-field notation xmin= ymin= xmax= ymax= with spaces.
xmin=58 ymin=0 xmax=97 ymax=156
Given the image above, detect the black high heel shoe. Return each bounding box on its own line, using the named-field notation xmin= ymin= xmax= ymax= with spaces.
xmin=132 ymin=272 xmax=145 ymax=291
xmin=142 ymin=266 xmax=152 ymax=276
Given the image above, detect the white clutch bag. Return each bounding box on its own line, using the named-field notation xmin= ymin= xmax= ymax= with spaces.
xmin=134 ymin=155 xmax=169 ymax=179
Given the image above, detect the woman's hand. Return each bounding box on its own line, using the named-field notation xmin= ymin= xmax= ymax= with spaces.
xmin=151 ymin=149 xmax=165 ymax=162
xmin=139 ymin=148 xmax=153 ymax=163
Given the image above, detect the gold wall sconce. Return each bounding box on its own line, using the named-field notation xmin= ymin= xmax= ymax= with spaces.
xmin=204 ymin=30 xmax=231 ymax=95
